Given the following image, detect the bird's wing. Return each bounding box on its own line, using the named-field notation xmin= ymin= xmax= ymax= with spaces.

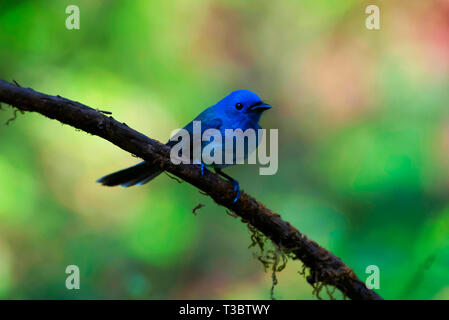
xmin=166 ymin=109 xmax=223 ymax=148
xmin=199 ymin=118 xmax=223 ymax=131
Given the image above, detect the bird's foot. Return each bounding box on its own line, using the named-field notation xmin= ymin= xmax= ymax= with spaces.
xmin=231 ymin=180 xmax=241 ymax=203
xmin=214 ymin=168 xmax=241 ymax=203
xmin=197 ymin=163 xmax=207 ymax=176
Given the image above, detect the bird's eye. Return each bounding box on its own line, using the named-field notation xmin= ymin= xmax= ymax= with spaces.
xmin=235 ymin=103 xmax=243 ymax=110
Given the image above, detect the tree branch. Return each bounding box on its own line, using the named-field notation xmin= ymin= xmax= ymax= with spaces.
xmin=0 ymin=79 xmax=382 ymax=300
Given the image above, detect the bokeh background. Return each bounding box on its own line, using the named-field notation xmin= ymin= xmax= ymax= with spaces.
xmin=0 ymin=0 xmax=449 ymax=299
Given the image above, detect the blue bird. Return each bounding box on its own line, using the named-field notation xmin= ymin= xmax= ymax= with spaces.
xmin=97 ymin=90 xmax=272 ymax=202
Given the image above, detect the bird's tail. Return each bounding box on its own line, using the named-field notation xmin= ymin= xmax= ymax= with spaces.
xmin=96 ymin=161 xmax=163 ymax=187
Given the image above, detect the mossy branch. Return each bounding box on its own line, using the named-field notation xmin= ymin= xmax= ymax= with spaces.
xmin=0 ymin=79 xmax=382 ymax=300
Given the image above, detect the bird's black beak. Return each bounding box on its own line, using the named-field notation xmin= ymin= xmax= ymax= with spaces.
xmin=248 ymin=101 xmax=272 ymax=112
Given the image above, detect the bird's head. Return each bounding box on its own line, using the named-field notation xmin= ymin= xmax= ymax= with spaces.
xmin=215 ymin=90 xmax=272 ymax=124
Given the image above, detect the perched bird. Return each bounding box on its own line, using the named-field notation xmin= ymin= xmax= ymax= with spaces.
xmin=97 ymin=89 xmax=272 ymax=202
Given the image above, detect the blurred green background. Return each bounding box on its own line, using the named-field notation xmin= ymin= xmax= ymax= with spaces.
xmin=1 ymin=0 xmax=449 ymax=299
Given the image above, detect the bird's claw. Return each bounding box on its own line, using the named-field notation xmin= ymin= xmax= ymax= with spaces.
xmin=198 ymin=163 xmax=206 ymax=176
xmin=213 ymin=168 xmax=241 ymax=203
xmin=232 ymin=180 xmax=241 ymax=203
